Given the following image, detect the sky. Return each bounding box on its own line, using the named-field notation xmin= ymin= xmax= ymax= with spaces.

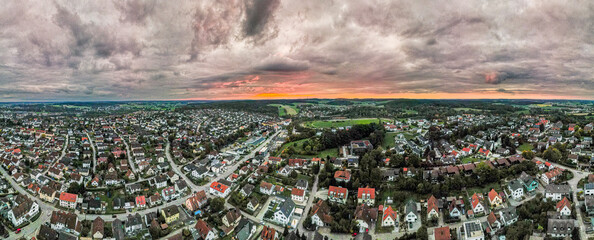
xmin=0 ymin=0 xmax=593 ymax=101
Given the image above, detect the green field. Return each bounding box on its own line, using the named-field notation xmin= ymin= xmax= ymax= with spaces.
xmin=276 ymin=137 xmax=339 ymax=158
xmin=382 ymin=132 xmax=398 ymax=149
xmin=303 ymin=118 xmax=389 ymax=128
xmin=518 ymin=143 xmax=534 ymax=152
xmin=461 ymin=157 xmax=480 ymax=163
xmin=269 ymin=104 xmax=298 ymax=116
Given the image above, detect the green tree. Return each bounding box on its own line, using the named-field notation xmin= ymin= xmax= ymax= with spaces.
xmin=544 ymin=148 xmax=562 ymax=162
xmin=210 ymin=197 xmax=225 ymax=212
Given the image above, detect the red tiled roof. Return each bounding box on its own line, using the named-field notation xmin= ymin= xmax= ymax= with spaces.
xmin=488 ymin=189 xmax=499 ymax=202
xmin=291 ymin=188 xmax=305 ymax=197
xmin=334 ymin=170 xmax=351 ymax=180
xmin=210 ymin=182 xmax=228 ymax=193
xmin=556 ymin=197 xmax=571 ymax=211
xmin=59 ymin=192 xmax=77 ymax=203
xmin=136 ymin=196 xmax=146 ymax=205
xmin=434 ymin=227 xmax=451 ymax=240
xmin=357 ymin=187 xmax=375 ymax=199
xmin=383 ymin=205 xmax=397 ymax=221
xmin=328 ymin=186 xmax=347 ymax=199
xmin=427 ymin=195 xmax=438 ymax=214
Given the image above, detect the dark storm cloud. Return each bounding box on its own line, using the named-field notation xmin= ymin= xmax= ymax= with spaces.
xmin=484 ymin=70 xmax=532 ymax=85
xmin=0 ymin=0 xmax=593 ymax=100
xmin=189 ymin=1 xmax=243 ymax=60
xmin=243 ymin=0 xmax=280 ymax=38
xmin=113 ymin=0 xmax=156 ymax=24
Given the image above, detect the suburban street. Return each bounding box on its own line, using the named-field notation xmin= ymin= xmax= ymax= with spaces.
xmin=0 ymin=129 xmax=283 ymax=239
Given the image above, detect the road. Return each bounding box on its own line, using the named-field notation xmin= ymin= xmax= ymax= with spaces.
xmin=0 ymin=166 xmax=57 ymax=239
xmin=166 ymin=140 xmax=201 ymax=190
xmin=43 ymin=134 xmax=69 ymax=175
xmin=85 ymin=131 xmax=97 ymax=173
xmin=543 ymin=158 xmax=588 ymax=240
xmin=112 ymin=126 xmax=141 ymax=180
xmin=297 ymin=173 xmax=319 ymax=237
xmin=0 ymin=129 xmax=283 ymax=240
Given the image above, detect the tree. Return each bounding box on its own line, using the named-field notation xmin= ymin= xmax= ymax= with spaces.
xmin=522 ymin=150 xmax=535 ymax=160
xmin=312 ymin=164 xmax=320 ymax=174
xmin=416 ymin=225 xmax=428 ymax=240
xmin=544 ymin=148 xmax=562 ymax=162
xmin=210 ymin=197 xmax=225 ymax=212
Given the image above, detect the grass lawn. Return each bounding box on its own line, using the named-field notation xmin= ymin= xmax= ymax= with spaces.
xmin=303 ymin=118 xmax=385 ymax=128
xmin=461 ymin=157 xmax=480 ymax=163
xmin=277 ymin=138 xmax=310 ymax=155
xmin=518 ymin=143 xmax=534 ymax=152
xmin=269 ymin=104 xmax=298 ymax=116
xmin=466 ymin=182 xmax=501 ymax=195
xmin=382 ymin=132 xmax=398 ymax=149
xmin=278 ymin=138 xmax=338 ymax=158
xmin=403 ymin=133 xmax=415 ymax=140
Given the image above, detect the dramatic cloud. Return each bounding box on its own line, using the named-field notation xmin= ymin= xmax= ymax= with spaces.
xmin=0 ymin=0 xmax=592 ymax=101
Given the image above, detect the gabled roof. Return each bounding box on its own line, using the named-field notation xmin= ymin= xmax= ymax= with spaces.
xmin=488 ymin=189 xmax=500 ymax=202
xmin=382 ymin=205 xmax=397 ymax=221
xmin=357 ymin=187 xmax=375 ymax=199
xmin=556 ymin=197 xmax=571 ymax=211
xmin=210 ymin=181 xmax=229 ymax=193
xmin=427 ymin=195 xmax=438 ymax=213
xmin=59 ymin=192 xmax=77 ymax=203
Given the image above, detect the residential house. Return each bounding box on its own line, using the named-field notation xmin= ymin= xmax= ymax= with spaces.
xmin=499 ymin=207 xmax=518 ymax=226
xmin=161 ymin=205 xmax=180 ymax=224
xmin=310 ymin=200 xmax=332 ymax=227
xmin=545 ymin=184 xmax=572 ymax=201
xmin=59 ymin=192 xmax=78 ymax=209
xmin=556 ymin=197 xmax=572 ymax=216
xmin=354 ymin=204 xmax=378 ymax=232
xmin=223 ymin=208 xmax=242 ymax=228
xmin=273 ymin=199 xmax=295 ymax=226
xmin=125 ymin=213 xmax=143 ymax=235
xmin=235 ymin=219 xmax=256 ymax=240
xmin=519 ymin=172 xmax=539 ymax=192
xmin=507 ymin=180 xmax=524 ymax=199
xmin=193 ymin=220 xmax=216 ymax=240
xmin=357 ymin=187 xmax=376 ymax=206
xmin=470 ymin=193 xmax=485 ymax=215
xmin=185 ymin=190 xmax=207 ymax=213
xmin=291 ymin=188 xmax=305 ymax=202
xmin=259 ymin=181 xmax=275 ymax=195
xmin=334 ymin=170 xmax=351 ymax=182
xmin=382 ymin=205 xmax=397 ymax=227
xmin=547 ymin=219 xmax=575 ymax=238
xmin=92 ymin=217 xmax=105 ymax=239
xmin=427 ymin=195 xmax=439 ymax=220
xmin=488 ymin=189 xmax=503 ymax=207
xmin=463 ymin=220 xmax=484 ymax=240
xmin=209 ymin=181 xmax=231 ymax=198
xmin=405 ymin=200 xmax=418 ymax=223
xmin=50 ymin=211 xmax=81 ymax=236
xmin=328 ymin=186 xmax=348 ymax=204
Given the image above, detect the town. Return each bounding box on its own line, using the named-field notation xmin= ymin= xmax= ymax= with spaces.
xmin=0 ymin=99 xmax=593 ymax=240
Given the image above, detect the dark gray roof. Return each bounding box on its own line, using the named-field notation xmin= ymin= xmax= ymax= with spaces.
xmin=126 ymin=213 xmax=143 ymax=227
xmin=547 ymin=219 xmax=574 ymax=235
xmin=508 ymin=180 xmax=523 ymax=191
xmin=405 ymin=200 xmax=417 ymax=214
xmin=499 ymin=207 xmax=517 ymax=222
xmin=242 ymin=184 xmax=255 ymax=194
xmin=296 ymin=179 xmax=308 ymax=188
xmin=278 ymin=199 xmax=296 ymax=217
xmin=545 ymin=184 xmax=572 ymax=194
